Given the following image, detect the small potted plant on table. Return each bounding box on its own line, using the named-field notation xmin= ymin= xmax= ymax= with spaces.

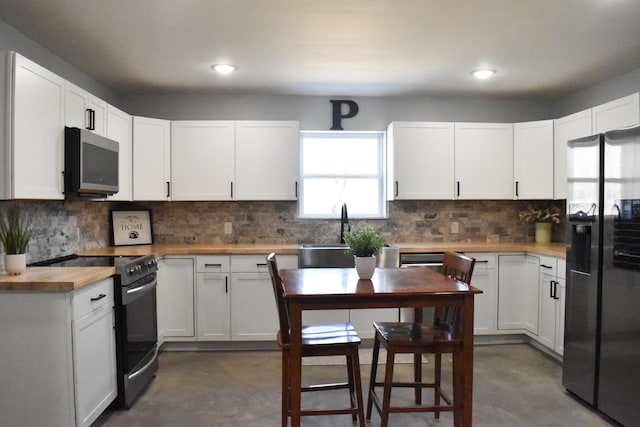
xmin=343 ymin=225 xmax=385 ymax=279
xmin=0 ymin=206 xmax=32 ymax=275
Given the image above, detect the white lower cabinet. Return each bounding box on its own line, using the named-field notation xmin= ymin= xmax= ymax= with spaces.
xmin=196 ymin=256 xmax=231 ymax=341
xmin=498 ymin=254 xmax=539 ymax=334
xmin=72 ymin=287 xmax=117 ymax=427
xmin=229 ymin=255 xmax=298 ymax=340
xmin=466 ymin=253 xmax=497 ymax=335
xmin=0 ymin=278 xmax=116 ymax=427
xmin=537 ymin=256 xmax=566 ymax=354
xmin=157 ymin=256 xmax=195 ymax=340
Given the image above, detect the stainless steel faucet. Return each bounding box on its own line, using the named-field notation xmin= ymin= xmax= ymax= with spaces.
xmin=340 ymin=203 xmax=350 ymax=243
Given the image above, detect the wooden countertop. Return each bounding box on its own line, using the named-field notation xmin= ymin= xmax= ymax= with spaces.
xmin=396 ymin=242 xmax=566 ymax=258
xmin=1 ymin=241 xmax=565 ymax=292
xmin=0 ymin=266 xmax=116 ymax=292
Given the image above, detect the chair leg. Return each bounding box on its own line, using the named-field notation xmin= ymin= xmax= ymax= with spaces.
xmin=414 ymin=352 xmax=422 ymax=404
xmin=380 ymin=349 xmax=396 ymax=427
xmin=281 ymin=350 xmax=289 ymax=427
xmin=366 ymin=333 xmax=381 ymax=420
xmin=435 ymin=350 xmax=442 ymax=419
xmin=350 ymin=349 xmax=366 ymax=427
xmin=346 ymin=354 xmax=357 ymax=422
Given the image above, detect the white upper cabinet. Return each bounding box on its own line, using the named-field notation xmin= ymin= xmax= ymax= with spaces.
xmin=454 ymin=123 xmax=514 ymax=199
xmin=553 ymin=109 xmax=592 ymax=199
xmin=171 ymin=121 xmax=235 ymax=200
xmin=133 ymin=116 xmax=171 ymax=200
xmin=3 ymin=52 xmax=65 ymax=200
xmin=592 ymin=92 xmax=639 ymax=134
xmin=106 ymin=105 xmax=133 ymax=201
xmin=65 ymin=81 xmax=107 ymax=137
xmin=387 ymin=122 xmax=455 ymax=199
xmin=513 ymin=120 xmax=554 ymax=199
xmin=234 ymin=121 xmax=299 ymax=200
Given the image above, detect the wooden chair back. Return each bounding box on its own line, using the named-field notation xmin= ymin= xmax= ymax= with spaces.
xmin=438 ymin=251 xmax=476 ymax=334
xmin=441 ymin=251 xmax=475 ymax=285
xmin=267 ymin=253 xmax=291 ymax=344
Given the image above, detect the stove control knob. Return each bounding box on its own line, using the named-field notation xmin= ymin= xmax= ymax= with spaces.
xmin=127 ymin=267 xmax=136 ymax=275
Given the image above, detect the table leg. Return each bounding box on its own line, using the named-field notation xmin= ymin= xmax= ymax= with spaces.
xmin=460 ymin=295 xmax=475 ymax=427
xmin=289 ymin=301 xmax=303 ymax=427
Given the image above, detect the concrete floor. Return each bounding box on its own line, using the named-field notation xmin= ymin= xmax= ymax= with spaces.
xmin=95 ymin=344 xmax=614 ymax=426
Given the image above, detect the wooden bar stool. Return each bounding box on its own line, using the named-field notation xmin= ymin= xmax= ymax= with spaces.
xmin=267 ymin=253 xmax=366 ymax=427
xmin=366 ymin=251 xmax=475 ymax=426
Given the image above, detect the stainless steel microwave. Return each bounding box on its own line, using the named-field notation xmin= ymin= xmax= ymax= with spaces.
xmin=64 ymin=127 xmax=119 ymax=197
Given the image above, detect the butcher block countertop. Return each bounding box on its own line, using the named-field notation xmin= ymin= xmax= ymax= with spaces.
xmin=0 ymin=266 xmax=116 ymax=291
xmin=0 ymin=242 xmax=565 ymax=292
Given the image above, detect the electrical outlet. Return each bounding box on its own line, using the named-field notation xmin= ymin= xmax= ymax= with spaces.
xmin=451 ymin=221 xmax=459 ymax=234
xmin=224 ymin=222 xmax=232 ymax=234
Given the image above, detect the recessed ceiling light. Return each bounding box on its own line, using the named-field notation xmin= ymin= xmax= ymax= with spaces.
xmin=212 ymin=64 xmax=238 ymax=74
xmin=471 ymin=69 xmax=496 ymax=79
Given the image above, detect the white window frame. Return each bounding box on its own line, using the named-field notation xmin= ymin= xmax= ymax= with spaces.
xmin=298 ymin=130 xmax=387 ymax=219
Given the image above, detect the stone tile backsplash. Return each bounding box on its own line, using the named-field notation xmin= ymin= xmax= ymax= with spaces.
xmin=0 ymin=199 xmax=565 ymax=264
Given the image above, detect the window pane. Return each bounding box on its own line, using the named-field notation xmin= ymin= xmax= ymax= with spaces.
xmin=303 ymin=136 xmax=380 ymax=175
xmin=302 ymin=178 xmax=381 ymax=216
xmin=299 ymin=131 xmax=386 ymax=218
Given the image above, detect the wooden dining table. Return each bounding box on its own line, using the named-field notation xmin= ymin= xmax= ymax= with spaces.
xmin=280 ymin=266 xmax=482 ymax=427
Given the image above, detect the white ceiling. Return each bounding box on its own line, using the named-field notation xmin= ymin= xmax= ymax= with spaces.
xmin=1 ymin=0 xmax=640 ymax=99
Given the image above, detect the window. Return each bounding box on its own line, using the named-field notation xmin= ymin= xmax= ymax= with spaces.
xmin=299 ymin=131 xmax=386 ymax=218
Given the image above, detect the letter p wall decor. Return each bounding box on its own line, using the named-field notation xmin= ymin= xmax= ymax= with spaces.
xmin=330 ymin=99 xmax=359 ymax=130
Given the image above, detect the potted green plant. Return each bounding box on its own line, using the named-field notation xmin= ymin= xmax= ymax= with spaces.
xmin=342 ymin=225 xmax=385 ymax=279
xmin=519 ymin=205 xmax=561 ymax=243
xmin=0 ymin=206 xmax=32 ymax=275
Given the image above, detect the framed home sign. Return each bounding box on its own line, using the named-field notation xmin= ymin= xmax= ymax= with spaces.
xmin=111 ymin=210 xmax=153 ymax=246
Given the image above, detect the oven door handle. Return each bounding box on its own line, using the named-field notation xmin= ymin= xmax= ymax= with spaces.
xmin=128 ymin=345 xmax=159 ymax=382
xmin=126 ymin=277 xmax=158 ymax=296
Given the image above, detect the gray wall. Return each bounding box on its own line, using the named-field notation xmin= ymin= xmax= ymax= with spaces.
xmin=120 ymin=93 xmax=554 ymax=130
xmin=0 ymin=19 xmax=119 ymax=105
xmin=553 ymin=67 xmax=640 ymax=118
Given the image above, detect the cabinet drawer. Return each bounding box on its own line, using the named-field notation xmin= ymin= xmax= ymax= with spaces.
xmin=466 ymin=252 xmax=496 ymax=269
xmin=196 ymin=256 xmax=230 ymax=273
xmin=231 ymin=254 xmax=298 ymax=272
xmin=539 ymin=256 xmax=557 ymax=277
xmin=231 ymin=255 xmax=270 ymax=273
xmin=72 ymin=277 xmax=114 ymax=320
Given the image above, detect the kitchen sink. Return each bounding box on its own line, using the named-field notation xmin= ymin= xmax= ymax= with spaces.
xmin=298 ymin=243 xmax=399 ymax=268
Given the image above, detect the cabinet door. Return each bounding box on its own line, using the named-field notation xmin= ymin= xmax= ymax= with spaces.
xmin=133 ymin=116 xmax=171 ymax=200
xmin=538 ymin=273 xmax=557 ymax=349
xmin=387 ymin=122 xmax=455 ymax=199
xmin=65 ymin=81 xmax=107 ymax=137
xmin=196 ymin=273 xmax=231 ymax=340
xmin=592 ymin=92 xmax=639 ymax=134
xmin=230 ymin=272 xmax=279 ymax=340
xmin=234 ymin=121 xmax=299 ymax=200
xmin=466 ymin=253 xmax=497 ymax=335
xmin=498 ymin=254 xmax=539 ymax=333
xmin=514 ymin=120 xmax=554 ymax=199
xmin=553 ymin=109 xmax=592 ymax=199
xmin=555 ymin=277 xmax=566 ymax=355
xmin=10 ymin=52 xmax=65 ymax=199
xmin=158 ymin=257 xmax=195 ymax=337
xmin=106 ymin=105 xmax=133 ymax=201
xmin=454 ymin=123 xmax=513 ymax=199
xmin=171 ymin=121 xmax=235 ymax=200
xmin=72 ymin=303 xmax=117 ymax=427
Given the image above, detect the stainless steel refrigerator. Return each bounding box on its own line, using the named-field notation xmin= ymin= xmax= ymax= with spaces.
xmin=563 ymin=125 xmax=640 ymax=426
